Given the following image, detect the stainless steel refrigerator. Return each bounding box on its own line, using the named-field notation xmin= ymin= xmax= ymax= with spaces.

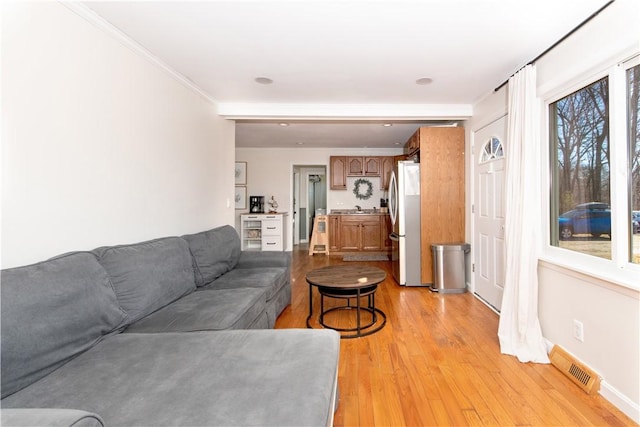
xmin=388 ymin=161 xmax=422 ymax=286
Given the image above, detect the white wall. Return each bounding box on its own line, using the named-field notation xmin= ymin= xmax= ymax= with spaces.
xmin=236 ymin=147 xmax=402 ymax=250
xmin=1 ymin=2 xmax=236 ymax=268
xmin=468 ymin=0 xmax=640 ymax=420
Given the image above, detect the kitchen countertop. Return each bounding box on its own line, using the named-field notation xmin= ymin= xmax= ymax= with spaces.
xmin=330 ymin=209 xmax=388 ymax=215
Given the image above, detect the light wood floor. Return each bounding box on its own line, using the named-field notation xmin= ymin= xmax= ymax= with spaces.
xmin=275 ymin=245 xmax=637 ymax=427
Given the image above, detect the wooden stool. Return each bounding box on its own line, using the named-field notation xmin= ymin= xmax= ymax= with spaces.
xmin=309 ymin=215 xmax=329 ymax=255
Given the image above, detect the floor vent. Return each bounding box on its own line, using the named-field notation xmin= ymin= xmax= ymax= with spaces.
xmin=549 ymin=345 xmax=601 ymax=395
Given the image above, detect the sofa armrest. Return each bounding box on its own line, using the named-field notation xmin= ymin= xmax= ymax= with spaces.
xmin=1 ymin=409 xmax=104 ymax=427
xmin=235 ymin=251 xmax=291 ymax=269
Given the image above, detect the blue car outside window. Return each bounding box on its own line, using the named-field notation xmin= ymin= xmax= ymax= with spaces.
xmin=558 ymin=205 xmax=611 ymax=239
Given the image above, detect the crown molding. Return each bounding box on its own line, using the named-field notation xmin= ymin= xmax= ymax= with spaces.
xmin=61 ymin=1 xmax=218 ymax=105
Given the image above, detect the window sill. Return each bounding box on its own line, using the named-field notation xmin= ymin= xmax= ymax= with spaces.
xmin=539 ymin=250 xmax=640 ymax=295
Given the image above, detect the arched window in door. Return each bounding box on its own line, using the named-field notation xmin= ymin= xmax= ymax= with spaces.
xmin=480 ymin=136 xmax=504 ymax=163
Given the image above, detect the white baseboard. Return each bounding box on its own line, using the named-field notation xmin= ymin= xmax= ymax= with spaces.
xmin=600 ymin=381 xmax=640 ymax=424
xmin=543 ymin=338 xmax=554 ymax=353
xmin=543 ymin=338 xmax=639 ymax=423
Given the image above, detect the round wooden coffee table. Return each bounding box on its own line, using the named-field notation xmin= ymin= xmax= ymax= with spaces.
xmin=306 ymin=265 xmax=386 ymax=339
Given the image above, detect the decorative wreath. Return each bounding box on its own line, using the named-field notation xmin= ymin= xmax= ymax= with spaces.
xmin=353 ymin=178 xmax=373 ymax=200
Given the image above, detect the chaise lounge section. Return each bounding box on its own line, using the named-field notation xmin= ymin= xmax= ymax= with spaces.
xmin=1 ymin=225 xmax=340 ymax=427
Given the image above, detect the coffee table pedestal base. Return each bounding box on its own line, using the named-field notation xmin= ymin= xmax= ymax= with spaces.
xmin=306 ymin=285 xmax=387 ymax=339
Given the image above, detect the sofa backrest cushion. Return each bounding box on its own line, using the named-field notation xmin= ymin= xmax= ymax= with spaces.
xmin=1 ymin=252 xmax=127 ymax=399
xmin=182 ymin=225 xmax=241 ymax=287
xmin=94 ymin=237 xmax=196 ymax=324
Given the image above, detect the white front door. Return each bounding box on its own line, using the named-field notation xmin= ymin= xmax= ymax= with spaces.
xmin=473 ymin=116 xmax=506 ymax=311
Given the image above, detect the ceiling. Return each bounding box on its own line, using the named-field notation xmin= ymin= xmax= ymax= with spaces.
xmin=84 ymin=0 xmax=610 ymax=148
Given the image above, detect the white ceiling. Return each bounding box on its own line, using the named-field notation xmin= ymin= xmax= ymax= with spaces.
xmin=84 ymin=0 xmax=610 ymax=148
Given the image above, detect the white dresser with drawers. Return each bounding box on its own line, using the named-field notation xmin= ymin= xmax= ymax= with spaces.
xmin=240 ymin=213 xmax=288 ymax=251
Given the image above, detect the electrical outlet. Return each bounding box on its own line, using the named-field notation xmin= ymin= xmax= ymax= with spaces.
xmin=573 ymin=319 xmax=584 ymax=342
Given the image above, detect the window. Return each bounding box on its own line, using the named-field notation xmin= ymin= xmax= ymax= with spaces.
xmin=628 ymin=64 xmax=640 ymax=264
xmin=550 ymin=77 xmax=611 ymax=259
xmin=547 ymin=56 xmax=640 ymax=280
xmin=480 ymin=137 xmax=504 ymax=163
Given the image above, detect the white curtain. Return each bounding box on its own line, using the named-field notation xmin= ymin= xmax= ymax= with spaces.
xmin=497 ymin=64 xmax=550 ymax=364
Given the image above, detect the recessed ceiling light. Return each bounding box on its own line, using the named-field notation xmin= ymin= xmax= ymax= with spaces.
xmin=383 ymin=123 xmax=392 ymax=127
xmin=254 ymin=77 xmax=273 ymax=85
xmin=394 ymin=142 xmax=401 ymax=145
xmin=415 ymin=77 xmax=433 ymax=85
xmin=296 ymin=142 xmax=304 ymax=145
xmin=279 ymin=122 xmax=289 ymax=127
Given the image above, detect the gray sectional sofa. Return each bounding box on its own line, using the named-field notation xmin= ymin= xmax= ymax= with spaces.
xmin=1 ymin=225 xmax=340 ymax=426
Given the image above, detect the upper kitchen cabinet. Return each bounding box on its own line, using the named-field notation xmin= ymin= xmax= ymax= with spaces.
xmin=364 ymin=157 xmax=380 ymax=176
xmin=347 ymin=156 xmax=380 ymax=176
xmin=380 ymin=156 xmax=394 ymax=190
xmin=405 ymin=132 xmax=420 ymax=155
xmin=347 ymin=157 xmax=364 ymax=175
xmin=330 ymin=156 xmax=347 ymax=190
xmin=331 ymin=155 xmax=395 ymax=190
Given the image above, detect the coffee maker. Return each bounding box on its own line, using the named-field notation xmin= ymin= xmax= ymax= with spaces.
xmin=249 ymin=196 xmax=265 ymax=213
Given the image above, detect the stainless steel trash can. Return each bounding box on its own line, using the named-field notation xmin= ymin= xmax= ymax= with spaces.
xmin=431 ymin=243 xmax=470 ymax=293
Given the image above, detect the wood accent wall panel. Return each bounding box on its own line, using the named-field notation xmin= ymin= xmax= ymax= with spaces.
xmin=419 ymin=127 xmax=465 ymax=284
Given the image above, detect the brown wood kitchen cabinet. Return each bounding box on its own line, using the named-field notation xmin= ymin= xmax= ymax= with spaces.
xmin=363 ymin=157 xmax=380 ymax=176
xmin=347 ymin=157 xmax=364 ymax=176
xmin=346 ymin=157 xmax=380 ymax=176
xmin=332 ymin=156 xmax=397 ymax=190
xmin=380 ymin=156 xmax=394 ymax=190
xmin=382 ymin=214 xmax=392 ymax=250
xmin=405 ymin=132 xmax=420 ymax=155
xmin=329 ymin=156 xmax=347 ymax=190
xmin=338 ymin=215 xmax=383 ymax=251
xmin=328 ymin=215 xmax=340 ymax=251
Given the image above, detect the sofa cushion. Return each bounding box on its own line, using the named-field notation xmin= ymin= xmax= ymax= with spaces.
xmin=0 ymin=330 xmax=340 ymax=427
xmin=181 ymin=225 xmax=241 ymax=287
xmin=235 ymin=250 xmax=291 ymax=270
xmin=124 ymin=288 xmax=267 ymax=332
xmin=0 ymin=252 xmax=127 ymax=399
xmin=199 ymin=267 xmax=288 ymax=301
xmin=94 ymin=237 xmax=195 ymax=324
xmin=1 ymin=409 xmax=105 ymax=427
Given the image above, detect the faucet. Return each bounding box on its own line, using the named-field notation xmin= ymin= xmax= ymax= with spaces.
xmin=355 ymin=205 xmax=361 ymax=211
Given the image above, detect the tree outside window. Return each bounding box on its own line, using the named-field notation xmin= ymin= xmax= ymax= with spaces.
xmin=550 ymin=77 xmax=611 ymax=259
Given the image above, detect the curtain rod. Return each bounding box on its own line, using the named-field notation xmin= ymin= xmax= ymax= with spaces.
xmin=494 ymin=0 xmax=616 ymax=92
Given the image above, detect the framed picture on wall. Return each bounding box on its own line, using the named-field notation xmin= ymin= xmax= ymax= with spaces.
xmin=235 ymin=162 xmax=247 ymax=185
xmin=235 ymin=186 xmax=247 ymax=210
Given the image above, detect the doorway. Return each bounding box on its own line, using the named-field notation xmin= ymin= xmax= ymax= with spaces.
xmin=292 ymin=165 xmax=327 ymax=246
xmin=473 ymin=116 xmax=507 ymax=312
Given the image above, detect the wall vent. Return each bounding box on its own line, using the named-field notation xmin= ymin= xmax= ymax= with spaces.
xmin=549 ymin=345 xmax=601 ymax=395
